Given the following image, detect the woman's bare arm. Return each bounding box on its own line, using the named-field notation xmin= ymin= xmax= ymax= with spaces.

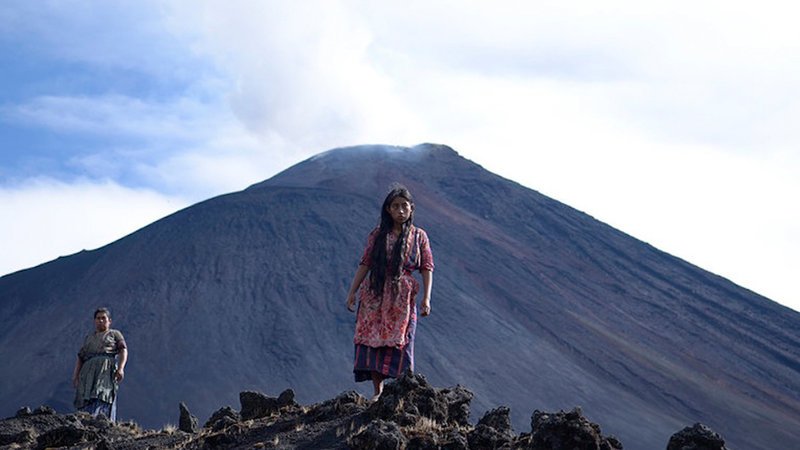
xmin=346 ymin=265 xmax=369 ymax=312
xmin=115 ymin=348 xmax=128 ymax=382
xmin=420 ymin=269 xmax=433 ymax=316
xmin=72 ymin=356 xmax=83 ymax=388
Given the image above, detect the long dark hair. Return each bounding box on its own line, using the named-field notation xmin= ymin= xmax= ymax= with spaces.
xmin=368 ymin=185 xmax=415 ymax=296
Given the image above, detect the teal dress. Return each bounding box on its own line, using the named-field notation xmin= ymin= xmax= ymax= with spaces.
xmin=74 ymin=329 xmax=126 ymax=421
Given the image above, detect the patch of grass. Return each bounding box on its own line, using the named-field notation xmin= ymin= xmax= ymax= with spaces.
xmin=404 ymin=416 xmax=443 ymax=434
xmin=161 ymin=423 xmax=177 ymax=434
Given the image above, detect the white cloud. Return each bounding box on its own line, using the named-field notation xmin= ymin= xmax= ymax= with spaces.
xmin=163 ymin=1 xmax=423 ymax=150
xmin=0 ymin=178 xmax=188 ymax=276
xmin=128 ymin=131 xmax=303 ymax=198
xmin=354 ymin=1 xmax=800 ymax=151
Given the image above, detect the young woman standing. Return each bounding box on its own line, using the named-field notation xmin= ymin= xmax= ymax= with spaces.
xmin=346 ymin=185 xmax=434 ymax=401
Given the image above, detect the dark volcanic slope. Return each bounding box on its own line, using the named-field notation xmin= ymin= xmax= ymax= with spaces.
xmin=1 ymin=144 xmax=798 ymax=450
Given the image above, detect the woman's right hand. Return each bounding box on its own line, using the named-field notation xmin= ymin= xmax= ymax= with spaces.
xmin=346 ymin=293 xmax=357 ymax=312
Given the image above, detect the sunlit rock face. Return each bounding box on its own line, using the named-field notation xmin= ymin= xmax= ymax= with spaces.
xmin=1 ymin=143 xmax=798 ymax=450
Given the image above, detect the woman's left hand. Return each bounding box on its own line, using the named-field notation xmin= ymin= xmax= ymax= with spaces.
xmin=421 ymin=297 xmax=431 ymax=317
xmin=114 ymin=369 xmax=125 ymax=383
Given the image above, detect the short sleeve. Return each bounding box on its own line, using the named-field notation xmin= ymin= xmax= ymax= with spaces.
xmin=418 ymin=229 xmax=434 ymax=272
xmin=359 ymin=228 xmax=379 ymax=267
xmin=113 ymin=330 xmax=127 ymax=350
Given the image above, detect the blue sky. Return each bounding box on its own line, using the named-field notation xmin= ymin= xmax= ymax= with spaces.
xmin=1 ymin=1 xmax=799 ymax=312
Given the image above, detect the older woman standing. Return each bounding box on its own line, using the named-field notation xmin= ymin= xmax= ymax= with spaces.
xmin=72 ymin=307 xmax=128 ymax=421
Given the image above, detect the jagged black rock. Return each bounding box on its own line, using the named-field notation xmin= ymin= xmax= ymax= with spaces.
xmin=0 ymin=373 xmax=727 ymax=450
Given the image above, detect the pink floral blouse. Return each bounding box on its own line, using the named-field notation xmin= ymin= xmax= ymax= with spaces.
xmin=354 ymin=225 xmax=434 ymax=348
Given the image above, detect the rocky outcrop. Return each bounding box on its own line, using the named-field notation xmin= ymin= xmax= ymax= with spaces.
xmin=179 ymin=402 xmax=198 ymax=433
xmin=0 ymin=405 xmax=190 ymax=449
xmin=467 ymin=406 xmax=515 ymax=449
xmin=367 ymin=373 xmax=473 ymax=427
xmin=203 ymin=405 xmax=240 ymax=431
xmin=525 ymin=407 xmax=623 ymax=450
xmin=0 ymin=373 xmax=728 ymax=450
xmin=349 ymin=373 xmax=476 ymax=449
xmin=667 ymin=423 xmax=728 ymax=450
xmin=240 ymin=388 xmax=297 ymax=420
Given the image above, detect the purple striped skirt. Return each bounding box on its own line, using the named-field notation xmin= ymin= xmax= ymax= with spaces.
xmin=354 ymin=306 xmax=417 ymax=382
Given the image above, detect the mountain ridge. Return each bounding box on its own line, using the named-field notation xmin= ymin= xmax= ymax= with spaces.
xmin=1 ymin=143 xmax=798 ymax=450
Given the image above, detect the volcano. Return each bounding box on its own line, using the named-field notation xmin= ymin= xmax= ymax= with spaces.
xmin=1 ymin=144 xmax=798 ymax=450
